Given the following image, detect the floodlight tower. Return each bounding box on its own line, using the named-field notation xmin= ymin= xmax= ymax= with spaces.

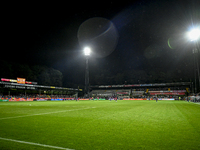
xmin=187 ymin=27 xmax=200 ymax=93
xmin=84 ymin=47 xmax=91 ymax=98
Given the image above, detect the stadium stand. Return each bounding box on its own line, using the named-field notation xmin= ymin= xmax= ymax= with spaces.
xmin=90 ymin=82 xmax=191 ymax=99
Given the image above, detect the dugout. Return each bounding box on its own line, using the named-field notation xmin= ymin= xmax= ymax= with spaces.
xmin=90 ymin=82 xmax=191 ymax=98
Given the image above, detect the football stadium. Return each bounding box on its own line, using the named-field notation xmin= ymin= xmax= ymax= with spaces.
xmin=1 ymin=1 xmax=200 ymax=149
xmin=0 ymin=77 xmax=200 ymax=150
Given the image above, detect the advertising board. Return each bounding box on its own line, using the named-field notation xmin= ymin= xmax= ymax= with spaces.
xmin=51 ymin=98 xmax=63 ymax=101
xmin=0 ymin=99 xmax=9 ymax=102
xmin=123 ymin=98 xmax=145 ymax=100
xmin=158 ymin=98 xmax=175 ymax=100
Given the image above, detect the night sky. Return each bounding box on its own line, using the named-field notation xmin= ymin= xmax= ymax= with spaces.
xmin=2 ymin=0 xmax=200 ymax=86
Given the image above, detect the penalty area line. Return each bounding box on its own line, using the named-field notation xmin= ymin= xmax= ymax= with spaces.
xmin=0 ymin=137 xmax=74 ymax=150
xmin=0 ymin=107 xmax=96 ymax=120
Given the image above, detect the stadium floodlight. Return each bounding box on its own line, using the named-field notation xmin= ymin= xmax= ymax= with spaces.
xmin=84 ymin=47 xmax=91 ymax=98
xmin=187 ymin=28 xmax=200 ymax=41
xmin=84 ymin=47 xmax=91 ymax=56
xmin=187 ymin=27 xmax=200 ymax=93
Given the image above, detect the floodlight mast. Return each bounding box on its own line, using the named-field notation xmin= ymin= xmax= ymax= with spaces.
xmin=188 ymin=27 xmax=200 ymax=93
xmin=84 ymin=47 xmax=91 ymax=98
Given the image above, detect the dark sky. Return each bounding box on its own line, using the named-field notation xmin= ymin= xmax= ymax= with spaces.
xmin=2 ymin=0 xmax=200 ymax=85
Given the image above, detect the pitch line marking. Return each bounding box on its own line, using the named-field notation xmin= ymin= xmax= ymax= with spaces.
xmin=0 ymin=107 xmax=96 ymax=120
xmin=0 ymin=137 xmax=74 ymax=150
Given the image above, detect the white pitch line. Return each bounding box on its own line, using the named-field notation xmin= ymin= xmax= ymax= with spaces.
xmin=0 ymin=107 xmax=96 ymax=120
xmin=194 ymin=103 xmax=200 ymax=105
xmin=0 ymin=137 xmax=74 ymax=150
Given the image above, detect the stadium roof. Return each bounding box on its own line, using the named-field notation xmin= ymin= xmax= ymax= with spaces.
xmin=91 ymin=82 xmax=191 ymax=88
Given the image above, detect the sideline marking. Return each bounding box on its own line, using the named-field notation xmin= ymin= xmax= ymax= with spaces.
xmin=0 ymin=107 xmax=96 ymax=120
xmin=0 ymin=137 xmax=74 ymax=150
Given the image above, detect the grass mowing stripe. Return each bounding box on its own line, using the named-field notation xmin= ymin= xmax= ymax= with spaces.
xmin=0 ymin=137 xmax=74 ymax=150
xmin=0 ymin=107 xmax=96 ymax=120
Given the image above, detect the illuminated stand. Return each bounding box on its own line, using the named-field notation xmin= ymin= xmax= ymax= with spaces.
xmin=0 ymin=78 xmax=80 ymax=97
xmin=84 ymin=47 xmax=91 ymax=98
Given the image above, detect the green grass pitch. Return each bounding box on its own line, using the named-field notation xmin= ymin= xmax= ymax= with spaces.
xmin=0 ymin=100 xmax=200 ymax=150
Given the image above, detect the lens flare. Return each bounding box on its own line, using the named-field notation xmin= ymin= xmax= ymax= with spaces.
xmin=167 ymin=37 xmax=179 ymax=49
xmin=168 ymin=38 xmax=173 ymax=49
xmin=78 ymin=17 xmax=119 ymax=58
